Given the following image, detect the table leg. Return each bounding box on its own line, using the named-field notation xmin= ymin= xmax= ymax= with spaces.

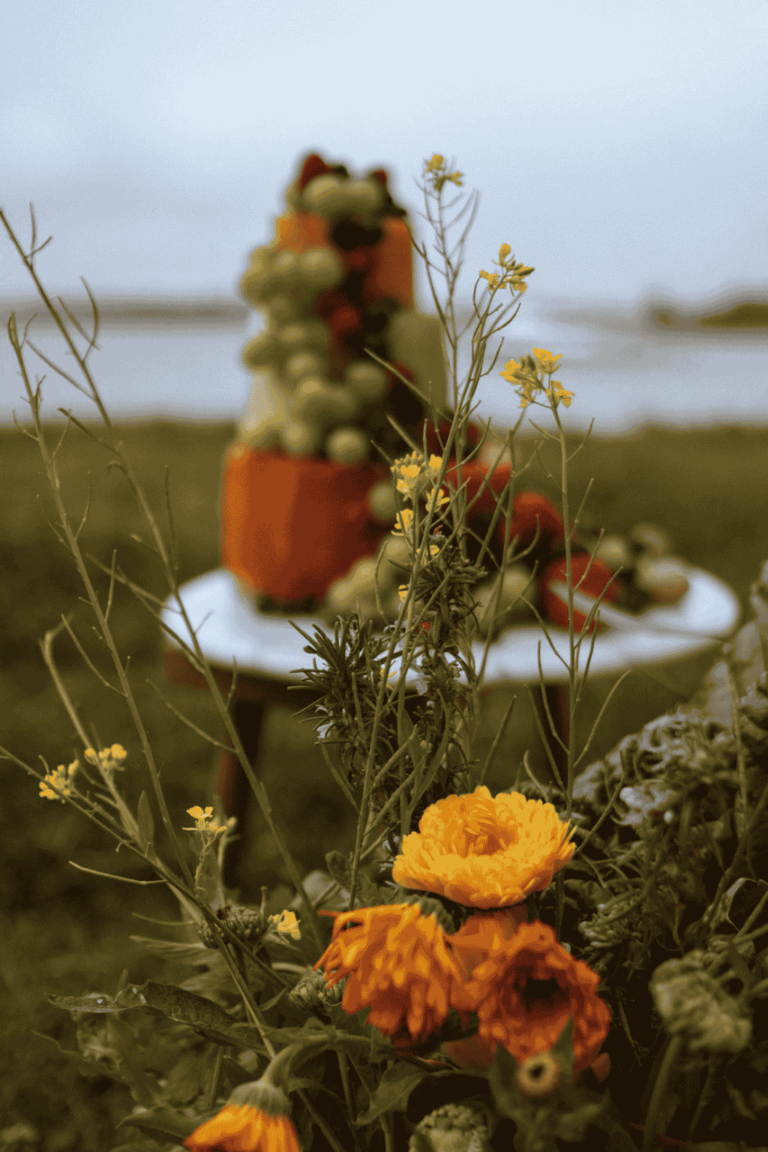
xmin=215 ymin=700 xmax=267 ymax=886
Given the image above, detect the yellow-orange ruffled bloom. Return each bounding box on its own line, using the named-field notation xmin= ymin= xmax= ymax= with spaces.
xmin=314 ymin=903 xmax=463 ymax=1042
xmin=185 ymin=1103 xmax=300 ymax=1152
xmin=392 ymin=786 xmax=575 ymax=909
xmin=445 ymin=917 xmax=610 ymax=1077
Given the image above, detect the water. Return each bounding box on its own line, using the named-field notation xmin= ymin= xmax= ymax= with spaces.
xmin=2 ymin=299 xmax=767 ymax=433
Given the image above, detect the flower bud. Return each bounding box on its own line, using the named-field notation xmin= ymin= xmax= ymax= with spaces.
xmin=408 ymin=1103 xmax=491 ymax=1152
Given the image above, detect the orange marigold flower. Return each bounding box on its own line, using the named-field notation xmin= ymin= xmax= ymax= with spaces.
xmin=392 ymin=786 xmax=575 ymax=909
xmin=314 ymin=903 xmax=463 ymax=1043
xmin=445 ymin=918 xmax=611 ymax=1077
xmin=185 ymin=1103 xmax=300 ymax=1152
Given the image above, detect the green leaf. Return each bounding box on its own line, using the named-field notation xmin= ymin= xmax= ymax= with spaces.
xmin=354 ymin=1061 xmax=428 ymax=1125
xmin=49 ymin=981 xmax=267 ymax=1052
xmin=141 ymin=981 xmax=265 ymax=1050
xmin=221 ymin=1054 xmax=259 ymax=1091
xmin=106 ymin=1015 xmax=159 ymax=1107
xmin=164 ymin=1046 xmax=217 ymax=1107
xmin=48 ymin=986 xmax=150 ymax=1014
xmin=129 ymin=935 xmax=215 ymax=965
xmin=119 ymin=1105 xmax=199 ymax=1141
xmin=137 ymin=790 xmax=155 ymax=853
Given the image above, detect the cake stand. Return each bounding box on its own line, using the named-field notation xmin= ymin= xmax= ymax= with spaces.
xmin=161 ymin=563 xmax=739 ymax=877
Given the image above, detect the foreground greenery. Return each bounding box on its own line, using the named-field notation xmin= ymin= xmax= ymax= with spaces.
xmin=3 ymin=419 xmax=768 ymax=1148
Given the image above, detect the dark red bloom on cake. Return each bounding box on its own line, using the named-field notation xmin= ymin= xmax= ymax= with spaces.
xmin=328 ymin=304 xmax=364 ymax=345
xmin=541 ymin=554 xmax=619 ymax=632
xmin=298 ymin=152 xmax=334 ymax=190
xmin=497 ymin=492 xmax=565 ymax=554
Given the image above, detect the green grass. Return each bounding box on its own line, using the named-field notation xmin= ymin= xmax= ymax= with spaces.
xmin=2 ymin=418 xmax=768 ymax=1145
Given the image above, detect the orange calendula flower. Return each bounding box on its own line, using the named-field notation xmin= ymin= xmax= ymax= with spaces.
xmin=392 ymin=786 xmax=575 ymax=909
xmin=314 ymin=903 xmax=463 ymax=1043
xmin=185 ymin=1101 xmax=300 ymax=1152
xmin=445 ymin=918 xmax=611 ymax=1077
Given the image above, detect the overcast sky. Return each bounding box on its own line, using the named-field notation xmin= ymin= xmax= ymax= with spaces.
xmin=1 ymin=0 xmax=766 ymax=310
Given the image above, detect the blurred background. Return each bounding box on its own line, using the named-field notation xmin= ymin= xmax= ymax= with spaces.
xmin=1 ymin=1 xmax=768 ymax=1145
xmin=1 ymin=0 xmax=768 ymax=429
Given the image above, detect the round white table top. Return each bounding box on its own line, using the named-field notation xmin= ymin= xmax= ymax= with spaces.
xmin=161 ymin=565 xmax=740 ymax=686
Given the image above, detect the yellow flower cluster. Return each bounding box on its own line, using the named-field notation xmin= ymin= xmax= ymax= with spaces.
xmin=84 ymin=744 xmax=128 ymax=768
xmin=479 ymin=243 xmax=535 ymax=296
xmin=390 ymin=451 xmax=448 ymax=602
xmin=500 ymin=347 xmax=574 ymax=410
xmin=423 ymin=154 xmax=464 ymax=192
xmin=39 ymin=759 xmax=79 ymax=802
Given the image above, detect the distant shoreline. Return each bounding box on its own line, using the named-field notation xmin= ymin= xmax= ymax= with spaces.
xmin=0 ymin=296 xmax=249 ymax=329
xmin=644 ymin=299 xmax=768 ymax=332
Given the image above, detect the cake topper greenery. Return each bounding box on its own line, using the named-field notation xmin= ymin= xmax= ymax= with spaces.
xmin=1 ymin=153 xmax=767 ymax=1152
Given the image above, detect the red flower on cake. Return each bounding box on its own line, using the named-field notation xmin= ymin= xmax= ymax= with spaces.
xmin=541 ymin=553 xmax=619 ymax=632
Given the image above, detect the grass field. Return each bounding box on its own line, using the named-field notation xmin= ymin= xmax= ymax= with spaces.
xmin=2 ymin=418 xmax=768 ymax=1146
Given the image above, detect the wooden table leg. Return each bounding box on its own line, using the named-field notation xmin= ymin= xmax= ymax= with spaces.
xmin=215 ymin=699 xmax=267 ymax=820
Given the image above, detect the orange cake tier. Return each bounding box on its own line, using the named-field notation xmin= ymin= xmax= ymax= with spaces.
xmin=222 ymin=444 xmax=391 ymax=603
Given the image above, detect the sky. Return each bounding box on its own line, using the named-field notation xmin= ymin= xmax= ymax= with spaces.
xmin=1 ymin=0 xmax=767 ymax=312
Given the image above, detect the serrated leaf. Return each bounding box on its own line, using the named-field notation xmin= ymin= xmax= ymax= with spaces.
xmin=137 ymin=791 xmax=155 ymax=853
xmin=354 ymin=1061 xmax=427 ymax=1125
xmin=119 ymin=1105 xmax=199 ymax=1141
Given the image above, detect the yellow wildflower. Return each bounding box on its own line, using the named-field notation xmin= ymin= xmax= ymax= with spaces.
xmin=546 ymin=381 xmax=575 ymax=408
xmin=84 ymin=745 xmax=127 ymax=770
xmin=39 ymin=760 xmax=79 ymax=802
xmin=479 ymin=270 xmax=501 ymax=290
xmin=427 ymin=454 xmax=443 ymax=479
xmin=268 ymin=909 xmax=301 ymax=940
xmin=532 ymin=347 xmax=563 ymax=375
xmin=184 ymin=805 xmax=228 ymax=835
xmin=393 ymin=509 xmax=414 ymax=538
xmin=424 ymin=155 xmax=463 ymax=191
xmin=425 ymin=486 xmax=450 ymax=515
xmin=499 ymin=243 xmax=512 ymax=263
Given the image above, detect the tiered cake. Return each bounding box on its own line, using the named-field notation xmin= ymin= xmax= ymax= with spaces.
xmin=221 ymin=152 xmax=448 ymax=611
xmin=222 ymin=152 xmax=690 ymax=631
